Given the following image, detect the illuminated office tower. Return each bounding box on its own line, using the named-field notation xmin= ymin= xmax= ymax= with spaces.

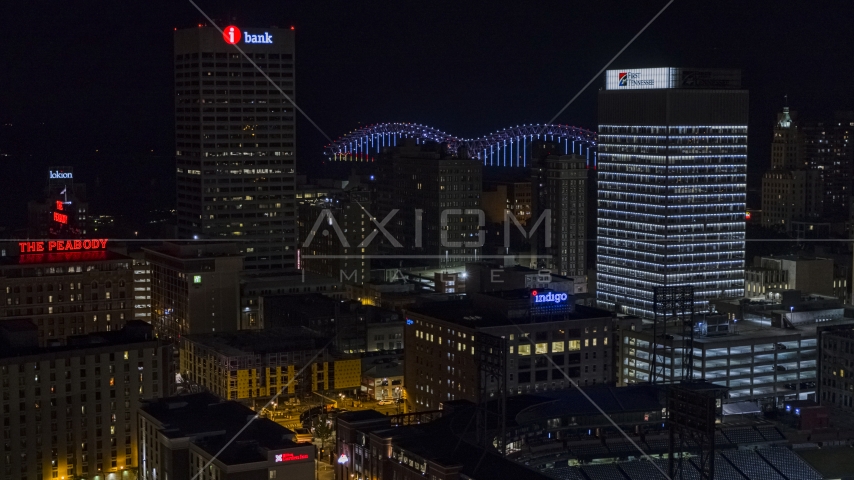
xmin=596 ymin=68 xmax=748 ymax=317
xmin=174 ymin=25 xmax=296 ymax=271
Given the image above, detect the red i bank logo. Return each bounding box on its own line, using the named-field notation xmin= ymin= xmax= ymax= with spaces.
xmin=223 ymin=25 xmax=241 ymax=45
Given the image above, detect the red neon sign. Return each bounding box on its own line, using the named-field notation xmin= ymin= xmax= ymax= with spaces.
xmin=18 ymin=250 xmax=110 ymax=264
xmin=223 ymin=25 xmax=241 ymax=45
xmin=53 ymin=212 xmax=68 ymax=224
xmin=55 ymin=200 xmax=64 ymax=211
xmin=275 ymin=453 xmax=309 ymax=463
xmin=19 ymin=239 xmax=109 ymax=254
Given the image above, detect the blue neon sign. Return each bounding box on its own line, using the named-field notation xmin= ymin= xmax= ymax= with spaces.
xmin=532 ymin=291 xmax=568 ymax=304
xmin=244 ymin=31 xmax=273 ymax=44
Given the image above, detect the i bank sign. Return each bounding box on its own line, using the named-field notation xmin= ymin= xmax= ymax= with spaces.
xmin=531 ymin=290 xmax=569 ymax=305
xmin=223 ymin=25 xmax=273 ymax=45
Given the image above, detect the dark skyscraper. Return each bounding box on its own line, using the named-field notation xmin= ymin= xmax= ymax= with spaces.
xmin=174 ymin=26 xmax=296 ymax=271
xmin=596 ymin=68 xmax=748 ymax=317
xmin=802 ymin=111 xmax=854 ymax=216
xmin=530 ymin=145 xmax=588 ymax=278
xmin=375 ymin=139 xmax=482 ymax=267
xmin=761 ymin=107 xmax=823 ymax=230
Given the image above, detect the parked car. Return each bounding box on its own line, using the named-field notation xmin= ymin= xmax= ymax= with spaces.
xmin=377 ymin=399 xmax=394 ymax=406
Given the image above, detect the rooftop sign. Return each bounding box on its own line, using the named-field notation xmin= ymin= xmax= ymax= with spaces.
xmin=49 ymin=170 xmax=73 ymax=179
xmin=605 ymin=68 xmax=742 ymax=90
xmin=531 ymin=290 xmax=569 ymax=305
xmin=275 ymin=453 xmax=309 ymax=463
xmin=19 ymin=239 xmax=109 ymax=254
xmin=223 ymin=25 xmax=274 ymax=45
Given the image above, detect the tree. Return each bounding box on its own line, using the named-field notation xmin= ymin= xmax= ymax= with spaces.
xmin=313 ymin=414 xmax=334 ymax=451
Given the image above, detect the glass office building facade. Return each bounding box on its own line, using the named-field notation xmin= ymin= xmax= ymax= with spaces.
xmin=596 ymin=68 xmax=748 ymax=317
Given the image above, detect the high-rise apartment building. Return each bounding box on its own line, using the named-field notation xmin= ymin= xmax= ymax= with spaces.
xmin=298 ymin=188 xmax=373 ymax=285
xmin=144 ymin=242 xmax=243 ymax=340
xmin=762 ymin=107 xmax=823 ymax=230
xmin=818 ymin=324 xmax=854 ymax=411
xmin=0 ymin=320 xmax=170 ymax=480
xmin=531 ymin=152 xmax=587 ymax=277
xmin=174 ymin=26 xmax=297 ymax=271
xmin=596 ymin=67 xmax=748 ymax=317
xmin=262 ymin=293 xmax=368 ymax=353
xmin=128 ymin=249 xmax=152 ymax=321
xmin=1 ymin=239 xmax=134 ymax=346
xmin=179 ymin=330 xmax=361 ymax=401
xmin=482 ymin=178 xmax=532 ymax=224
xmin=802 ymin=111 xmax=854 ymax=216
xmin=375 ymin=140 xmax=482 ymax=267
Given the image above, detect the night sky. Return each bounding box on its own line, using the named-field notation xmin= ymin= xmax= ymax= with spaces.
xmin=1 ymin=0 xmax=851 ymax=226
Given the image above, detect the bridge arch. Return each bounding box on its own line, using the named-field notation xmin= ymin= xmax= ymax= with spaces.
xmin=324 ymin=122 xmax=597 ymax=167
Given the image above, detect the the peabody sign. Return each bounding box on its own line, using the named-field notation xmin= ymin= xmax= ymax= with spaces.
xmin=19 ymin=239 xmax=109 ymax=254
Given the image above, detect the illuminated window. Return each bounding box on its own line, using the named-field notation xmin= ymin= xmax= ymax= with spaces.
xmin=585 ymin=339 xmax=589 ymax=347
xmin=568 ymin=340 xmax=580 ymax=351
xmin=518 ymin=344 xmax=531 ymax=356
xmin=593 ymin=338 xmax=598 ymax=346
xmin=552 ymin=342 xmax=565 ymax=353
xmin=535 ymin=343 xmax=548 ymax=354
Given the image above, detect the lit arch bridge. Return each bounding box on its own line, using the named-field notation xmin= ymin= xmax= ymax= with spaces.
xmin=324 ymin=122 xmax=598 ymax=167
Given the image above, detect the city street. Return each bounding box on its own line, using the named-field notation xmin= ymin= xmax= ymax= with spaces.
xmin=317 ymin=460 xmax=334 ymax=480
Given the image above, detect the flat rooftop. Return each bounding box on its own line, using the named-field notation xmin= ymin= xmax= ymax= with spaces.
xmin=389 ymin=416 xmax=550 ymax=480
xmin=362 ymin=359 xmax=404 ymax=378
xmin=406 ymin=300 xmax=611 ymax=328
xmin=0 ymin=320 xmax=157 ymax=359
xmin=503 ymin=384 xmax=664 ymax=427
xmin=337 ymin=410 xmax=389 ymax=424
xmin=636 ymin=317 xmax=854 ymax=345
xmin=192 ymin=419 xmax=302 ymax=465
xmin=142 ymin=392 xmax=301 ymax=465
xmin=0 ymin=249 xmax=130 ymax=266
xmin=240 ymin=270 xmax=342 ymax=286
xmin=182 ymin=330 xmax=328 ymax=357
xmin=142 ymin=241 xmax=242 ymax=259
